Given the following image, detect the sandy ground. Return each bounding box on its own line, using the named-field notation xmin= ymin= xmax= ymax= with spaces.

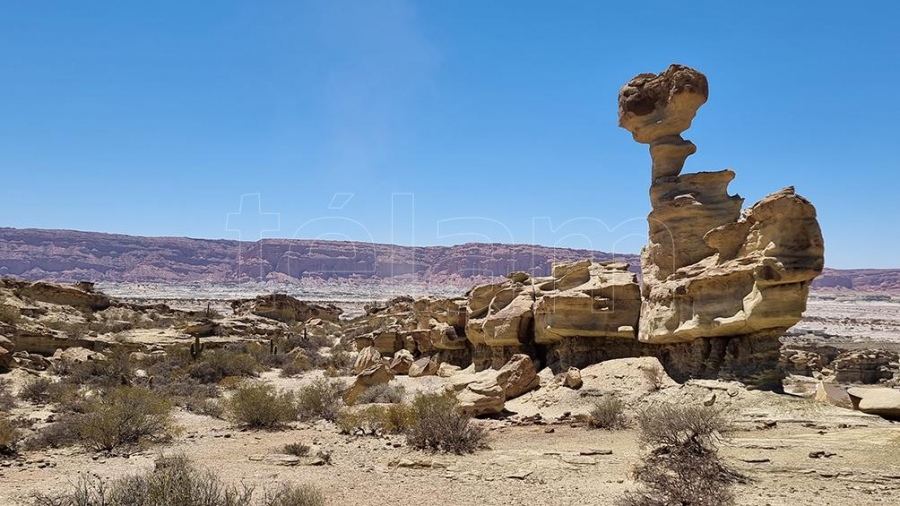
xmin=3 ymin=365 xmax=899 ymax=506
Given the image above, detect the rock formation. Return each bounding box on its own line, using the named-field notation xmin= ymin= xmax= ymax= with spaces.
xmin=618 ymin=64 xmax=825 ymax=387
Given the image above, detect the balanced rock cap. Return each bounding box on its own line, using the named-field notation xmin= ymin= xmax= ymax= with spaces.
xmin=618 ymin=64 xmax=709 ymax=144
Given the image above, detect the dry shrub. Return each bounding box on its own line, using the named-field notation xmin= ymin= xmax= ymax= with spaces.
xmin=337 ymin=404 xmax=413 ymax=436
xmin=186 ymin=349 xmax=260 ymax=384
xmin=588 ymin=396 xmax=628 ymax=430
xmin=55 ymin=349 xmax=134 ymax=389
xmin=225 ymin=382 xmax=297 ymax=429
xmin=355 ymin=383 xmax=405 ymax=404
xmin=34 ymin=454 xmax=325 ymax=506
xmin=618 ymin=403 xmax=742 ymax=506
xmin=0 ymin=415 xmax=19 ymax=456
xmin=282 ymin=442 xmax=310 ymax=457
xmin=641 ymin=363 xmax=666 ymax=392
xmin=75 ymin=386 xmax=176 ymax=452
xmin=279 ymin=356 xmax=312 ymax=378
xmin=23 ymin=414 xmax=82 ymax=450
xmin=262 ymin=483 xmax=325 ymax=506
xmin=295 ymin=379 xmax=343 ymax=422
xmin=0 ymin=304 xmax=20 ymax=325
xmin=19 ymin=377 xmax=54 ymax=404
xmin=0 ymin=378 xmax=16 ymax=412
xmin=406 ymin=392 xmax=486 ymax=454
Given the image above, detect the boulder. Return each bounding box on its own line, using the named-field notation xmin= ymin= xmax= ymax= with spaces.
xmin=52 ymin=346 xmax=105 ymax=364
xmin=0 ymin=345 xmax=12 ymax=373
xmin=847 ymin=387 xmax=900 ymax=419
xmin=563 ymin=367 xmax=583 ymax=390
xmin=814 ymin=382 xmax=852 ymax=409
xmin=353 ymin=345 xmax=383 ymax=374
xmin=389 ymin=349 xmax=414 ymax=375
xmin=182 ymin=319 xmax=218 ymax=338
xmin=408 ymin=357 xmax=438 ymax=378
xmin=231 ymin=294 xmax=342 ymax=324
xmin=497 ymin=354 xmax=540 ymax=399
xmin=345 ymin=364 xmax=395 ymax=405
xmin=448 ymin=369 xmax=512 ymax=417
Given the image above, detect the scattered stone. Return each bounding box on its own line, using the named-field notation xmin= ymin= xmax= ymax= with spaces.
xmin=563 ymin=367 xmax=583 ymax=390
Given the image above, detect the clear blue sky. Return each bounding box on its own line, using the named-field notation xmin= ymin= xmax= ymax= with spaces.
xmin=1 ymin=1 xmax=897 ymax=268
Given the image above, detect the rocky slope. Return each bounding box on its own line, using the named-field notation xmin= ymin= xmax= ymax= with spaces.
xmin=0 ymin=228 xmax=894 ymax=290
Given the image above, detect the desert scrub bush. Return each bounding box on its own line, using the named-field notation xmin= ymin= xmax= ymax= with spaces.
xmin=0 ymin=377 xmax=16 ymax=411
xmin=226 ymin=382 xmax=297 ymax=429
xmin=295 ymin=378 xmax=344 ymax=422
xmin=641 ymin=363 xmax=666 ymax=392
xmin=0 ymin=303 xmax=21 ymax=325
xmin=75 ymin=386 xmax=177 ymax=452
xmin=617 ymin=403 xmax=742 ymax=506
xmin=0 ymin=415 xmax=20 ymax=456
xmin=18 ymin=377 xmax=54 ymax=404
xmin=54 ymin=348 xmax=134 ymax=389
xmin=336 ymin=404 xmax=413 ymax=436
xmin=33 ymin=454 xmax=324 ymax=506
xmin=355 ymin=383 xmax=405 ymax=404
xmin=186 ymin=348 xmax=260 ymax=384
xmin=588 ymin=396 xmax=628 ymax=430
xmin=406 ymin=391 xmax=486 ymax=454
xmin=282 ymin=441 xmax=310 ymax=457
xmin=278 ymin=355 xmax=312 ymax=378
xmin=262 ymin=483 xmax=325 ymax=506
xmin=22 ymin=413 xmax=82 ymax=450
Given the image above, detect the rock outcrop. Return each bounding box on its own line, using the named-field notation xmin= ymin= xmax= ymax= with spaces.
xmin=618 ymin=64 xmax=824 ymax=387
xmin=847 ymin=387 xmax=900 ymax=419
xmin=231 ymin=294 xmax=342 ymax=324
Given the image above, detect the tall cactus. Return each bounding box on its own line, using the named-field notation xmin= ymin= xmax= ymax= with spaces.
xmin=190 ymin=335 xmax=204 ymax=360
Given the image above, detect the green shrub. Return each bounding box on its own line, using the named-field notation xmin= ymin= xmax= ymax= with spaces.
xmin=295 ymin=379 xmax=343 ymax=422
xmin=618 ymin=403 xmax=740 ymax=506
xmin=75 ymin=386 xmax=176 ymax=452
xmin=406 ymin=392 xmax=486 ymax=454
xmin=226 ymin=382 xmax=297 ymax=429
xmin=355 ymin=383 xmax=405 ymax=404
xmin=19 ymin=377 xmax=54 ymax=404
xmin=589 ymin=396 xmax=628 ymax=430
xmin=0 ymin=415 xmax=19 ymax=456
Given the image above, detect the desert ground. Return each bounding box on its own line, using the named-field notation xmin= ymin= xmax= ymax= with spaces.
xmin=2 ymin=282 xmax=900 ymax=506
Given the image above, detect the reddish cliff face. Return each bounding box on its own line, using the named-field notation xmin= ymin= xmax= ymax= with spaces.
xmin=0 ymin=228 xmax=639 ymax=283
xmin=0 ymin=228 xmax=893 ymax=290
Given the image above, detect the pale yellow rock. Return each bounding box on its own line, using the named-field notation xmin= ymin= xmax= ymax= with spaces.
xmin=618 ymin=65 xmax=824 ymax=345
xmin=353 ymin=345 xmax=383 ymax=374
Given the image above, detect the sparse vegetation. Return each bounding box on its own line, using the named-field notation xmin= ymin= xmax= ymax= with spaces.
xmin=0 ymin=377 xmax=16 ymax=411
xmin=0 ymin=303 xmax=21 ymax=325
xmin=0 ymin=415 xmax=20 ymax=456
xmin=74 ymin=386 xmax=176 ymax=452
xmin=618 ymin=403 xmax=741 ymax=506
xmin=226 ymin=382 xmax=297 ymax=429
xmin=295 ymin=379 xmax=344 ymax=422
xmin=337 ymin=404 xmax=413 ymax=436
xmin=282 ymin=441 xmax=310 ymax=457
xmin=588 ymin=396 xmax=628 ymax=430
xmin=405 ymin=391 xmax=486 ymax=454
xmin=186 ymin=348 xmax=260 ymax=384
xmin=18 ymin=377 xmax=54 ymax=404
xmin=355 ymin=382 xmax=405 ymax=404
xmin=641 ymin=363 xmax=666 ymax=391
xmin=32 ymin=454 xmax=324 ymax=506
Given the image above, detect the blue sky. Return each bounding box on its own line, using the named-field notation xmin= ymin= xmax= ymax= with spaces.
xmin=0 ymin=1 xmax=897 ymax=268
